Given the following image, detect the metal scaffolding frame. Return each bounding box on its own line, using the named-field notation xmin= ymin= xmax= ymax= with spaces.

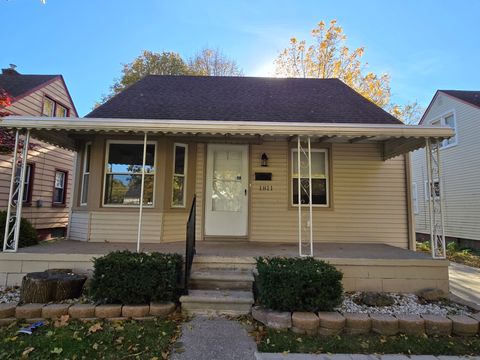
xmin=425 ymin=138 xmax=446 ymax=259
xmin=3 ymin=129 xmax=31 ymax=252
xmin=297 ymin=136 xmax=314 ymax=257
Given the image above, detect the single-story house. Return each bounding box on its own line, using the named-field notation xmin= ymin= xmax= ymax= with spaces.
xmin=0 ymin=76 xmax=454 ymax=302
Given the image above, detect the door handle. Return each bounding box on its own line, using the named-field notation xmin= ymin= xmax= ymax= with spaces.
xmin=245 ymin=189 xmax=247 ymax=196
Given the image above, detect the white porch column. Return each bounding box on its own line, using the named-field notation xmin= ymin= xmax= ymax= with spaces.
xmin=425 ymin=138 xmax=446 ymax=259
xmin=297 ymin=136 xmax=314 ymax=257
xmin=136 ymin=132 xmax=148 ymax=253
xmin=3 ymin=129 xmax=30 ymax=252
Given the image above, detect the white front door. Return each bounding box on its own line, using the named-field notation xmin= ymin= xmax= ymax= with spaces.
xmin=205 ymin=144 xmax=249 ymax=237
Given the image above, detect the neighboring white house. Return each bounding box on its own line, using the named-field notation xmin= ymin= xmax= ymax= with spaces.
xmin=412 ymin=90 xmax=480 ymax=247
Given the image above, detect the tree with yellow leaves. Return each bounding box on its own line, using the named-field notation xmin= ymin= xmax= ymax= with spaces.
xmin=275 ymin=20 xmax=421 ymax=122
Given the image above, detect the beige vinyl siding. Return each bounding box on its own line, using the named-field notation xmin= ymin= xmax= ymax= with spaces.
xmin=0 ymin=78 xmax=76 ymax=231
xmin=69 ymin=211 xmax=90 ymax=241
xmin=412 ymin=93 xmax=480 ymax=240
xmin=88 ymin=212 xmax=162 ymax=243
xmin=248 ymin=141 xmax=408 ymax=247
xmin=162 ymin=212 xmax=188 ymax=242
xmin=194 ymin=143 xmax=205 ymax=241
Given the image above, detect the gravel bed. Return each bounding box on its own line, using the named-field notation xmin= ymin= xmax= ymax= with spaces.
xmin=0 ymin=286 xmax=20 ymax=303
xmin=336 ymin=292 xmax=473 ymax=316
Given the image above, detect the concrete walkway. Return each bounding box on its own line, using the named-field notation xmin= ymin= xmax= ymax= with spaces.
xmin=255 ymin=354 xmax=480 ymax=360
xmin=449 ymin=262 xmax=480 ymax=310
xmin=170 ymin=316 xmax=257 ymax=360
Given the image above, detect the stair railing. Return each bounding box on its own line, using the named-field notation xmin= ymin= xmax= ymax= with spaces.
xmin=184 ymin=195 xmax=196 ymax=294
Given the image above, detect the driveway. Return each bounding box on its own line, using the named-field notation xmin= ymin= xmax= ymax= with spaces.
xmin=449 ymin=262 xmax=480 ymax=310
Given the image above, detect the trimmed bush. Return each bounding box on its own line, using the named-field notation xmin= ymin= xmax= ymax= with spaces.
xmin=256 ymin=257 xmax=343 ymax=312
xmin=90 ymin=251 xmax=183 ymax=304
xmin=0 ymin=210 xmax=38 ymax=249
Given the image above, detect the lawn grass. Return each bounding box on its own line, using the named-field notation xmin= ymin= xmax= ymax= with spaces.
xmin=418 ymin=241 xmax=480 ymax=268
xmin=257 ymin=328 xmax=480 ymax=355
xmin=0 ymin=316 xmax=181 ymax=360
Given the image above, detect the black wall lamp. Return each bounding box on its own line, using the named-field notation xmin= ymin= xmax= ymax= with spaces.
xmin=261 ymin=153 xmax=269 ymax=167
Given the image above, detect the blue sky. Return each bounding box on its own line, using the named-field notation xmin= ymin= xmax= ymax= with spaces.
xmin=2 ymin=0 xmax=479 ymax=116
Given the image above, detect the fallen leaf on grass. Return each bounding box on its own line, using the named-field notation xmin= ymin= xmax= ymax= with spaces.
xmin=54 ymin=315 xmax=70 ymax=328
xmin=51 ymin=347 xmax=63 ymax=354
xmin=88 ymin=322 xmax=103 ymax=334
xmin=21 ymin=347 xmax=35 ymax=357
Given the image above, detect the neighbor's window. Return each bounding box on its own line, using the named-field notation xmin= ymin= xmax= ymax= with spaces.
xmin=80 ymin=142 xmax=91 ymax=206
xmin=42 ymin=97 xmax=55 ymax=116
xmin=42 ymin=96 xmax=69 ymax=117
xmin=53 ymin=170 xmax=67 ymax=205
xmin=14 ymin=163 xmax=34 ymax=203
xmin=103 ymin=141 xmax=156 ymax=206
xmin=425 ymin=180 xmax=440 ymax=200
xmin=430 ymin=113 xmax=457 ymax=148
xmin=172 ymin=143 xmax=187 ymax=207
xmin=292 ymin=148 xmax=329 ymax=206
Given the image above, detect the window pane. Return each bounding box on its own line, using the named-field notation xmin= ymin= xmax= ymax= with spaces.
xmin=14 ymin=165 xmax=32 ymax=202
xmin=174 ymin=145 xmax=186 ymax=174
xmin=55 ymin=172 xmax=65 ymax=188
xmin=42 ymin=98 xmax=54 ymax=116
xmin=292 ymin=151 xmax=326 ymax=178
xmin=107 ymin=144 xmax=155 ymax=173
xmin=172 ymin=175 xmax=185 ymax=206
xmin=84 ymin=144 xmax=91 ymax=173
xmin=292 ymin=178 xmax=327 ymax=205
xmin=213 ymin=150 xmax=242 ymax=181
xmin=444 ymin=115 xmax=456 ymax=145
xmin=54 ymin=188 xmax=64 ymax=203
xmin=55 ymin=104 xmax=68 ymax=117
xmin=81 ymin=173 xmax=89 ymax=204
xmin=104 ymin=174 xmax=154 ymax=205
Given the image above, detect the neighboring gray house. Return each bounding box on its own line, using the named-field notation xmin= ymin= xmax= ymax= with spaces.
xmin=412 ymin=90 xmax=480 ymax=248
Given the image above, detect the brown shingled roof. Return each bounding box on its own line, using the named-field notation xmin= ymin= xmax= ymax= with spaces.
xmin=86 ymin=75 xmax=401 ymax=125
xmin=0 ymin=72 xmax=59 ymax=98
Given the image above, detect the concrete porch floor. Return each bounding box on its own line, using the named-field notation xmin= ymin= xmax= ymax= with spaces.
xmin=18 ymin=239 xmax=432 ymax=260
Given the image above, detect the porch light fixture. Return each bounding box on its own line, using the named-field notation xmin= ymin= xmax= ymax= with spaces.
xmin=261 ymin=153 xmax=269 ymax=167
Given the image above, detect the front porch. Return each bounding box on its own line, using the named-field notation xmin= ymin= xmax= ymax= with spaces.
xmin=0 ymin=240 xmax=449 ymax=294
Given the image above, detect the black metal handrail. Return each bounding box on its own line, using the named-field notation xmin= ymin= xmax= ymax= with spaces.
xmin=184 ymin=195 xmax=196 ymax=294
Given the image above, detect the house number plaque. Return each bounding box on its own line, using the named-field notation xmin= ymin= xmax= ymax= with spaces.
xmin=259 ymin=185 xmax=273 ymax=191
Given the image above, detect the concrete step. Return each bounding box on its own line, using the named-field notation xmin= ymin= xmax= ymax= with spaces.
xmin=180 ymin=289 xmax=254 ymax=316
xmin=192 ymin=256 xmax=256 ymax=271
xmin=190 ymin=268 xmax=254 ymax=290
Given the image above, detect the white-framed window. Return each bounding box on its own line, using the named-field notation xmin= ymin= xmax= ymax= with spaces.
xmin=15 ymin=163 xmax=34 ymax=203
xmin=103 ymin=140 xmax=156 ymax=207
xmin=291 ymin=148 xmax=329 ymax=207
xmin=412 ymin=182 xmax=419 ymax=214
xmin=42 ymin=96 xmax=70 ymax=117
xmin=430 ymin=111 xmax=457 ymax=148
xmin=80 ymin=142 xmax=91 ymax=206
xmin=53 ymin=170 xmax=67 ymax=205
xmin=172 ymin=143 xmax=187 ymax=207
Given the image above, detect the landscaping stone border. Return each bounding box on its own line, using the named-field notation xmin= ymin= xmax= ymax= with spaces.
xmin=252 ymin=306 xmax=480 ymax=337
xmin=0 ymin=302 xmax=176 ymax=326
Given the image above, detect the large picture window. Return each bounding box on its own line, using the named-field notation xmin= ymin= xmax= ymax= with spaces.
xmin=172 ymin=143 xmax=187 ymax=207
xmin=103 ymin=141 xmax=156 ymax=207
xmin=80 ymin=142 xmax=91 ymax=206
xmin=292 ymin=148 xmax=329 ymax=207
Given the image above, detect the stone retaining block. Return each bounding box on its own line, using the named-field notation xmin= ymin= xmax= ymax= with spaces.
xmin=396 ymin=314 xmax=425 ymax=335
xmin=42 ymin=304 xmax=70 ymax=319
xmin=266 ymin=311 xmax=291 ymax=329
xmin=422 ymin=315 xmax=452 ymax=336
xmin=122 ymin=305 xmax=150 ymax=318
xmin=15 ymin=304 xmax=43 ymax=319
xmin=292 ymin=312 xmax=319 ymax=335
xmin=69 ymin=304 xmax=96 ymax=319
xmin=318 ymin=312 xmax=345 ymax=336
xmin=95 ymin=304 xmax=122 ymax=318
xmin=370 ymin=314 xmax=398 ymax=335
xmin=252 ymin=306 xmax=269 ymax=324
xmin=0 ymin=303 xmax=17 ymax=319
xmin=149 ymin=302 xmax=176 ymax=317
xmin=0 ymin=318 xmax=16 ymax=326
xmin=344 ymin=313 xmax=371 ymax=334
xmin=449 ymin=315 xmax=479 ymax=336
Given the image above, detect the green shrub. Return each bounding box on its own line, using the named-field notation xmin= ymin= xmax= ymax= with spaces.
xmin=256 ymin=257 xmax=343 ymax=312
xmin=0 ymin=210 xmax=38 ymax=249
xmin=90 ymin=251 xmax=183 ymax=304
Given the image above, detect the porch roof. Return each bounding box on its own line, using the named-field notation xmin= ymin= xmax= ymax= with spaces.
xmin=0 ymin=116 xmax=454 ymax=159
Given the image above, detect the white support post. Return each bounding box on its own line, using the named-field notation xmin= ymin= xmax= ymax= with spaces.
xmin=425 ymin=138 xmax=446 ymax=259
xmin=3 ymin=129 xmax=30 ymax=252
xmin=136 ymin=132 xmax=148 ymax=253
xmin=297 ymin=136 xmax=314 ymax=257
